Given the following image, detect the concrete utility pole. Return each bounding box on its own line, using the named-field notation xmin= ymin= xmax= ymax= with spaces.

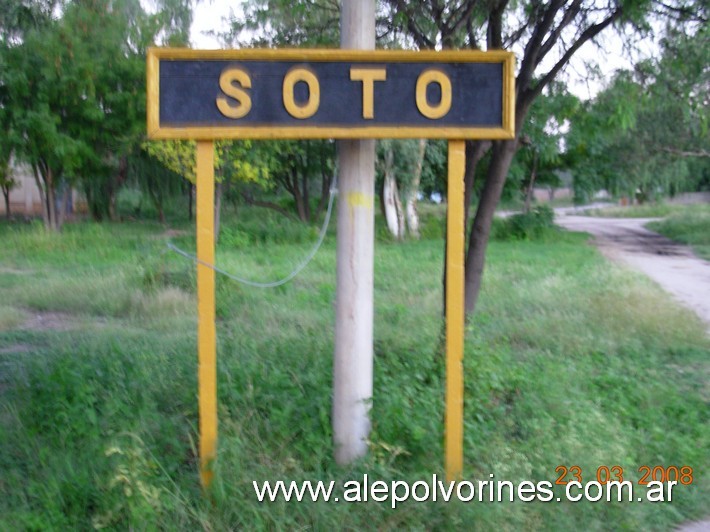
xmin=333 ymin=0 xmax=376 ymax=464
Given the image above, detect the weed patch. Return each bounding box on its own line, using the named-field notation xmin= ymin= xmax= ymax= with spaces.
xmin=648 ymin=206 xmax=710 ymax=260
xmin=0 ymin=211 xmax=708 ymax=529
xmin=492 ymin=205 xmax=558 ymax=241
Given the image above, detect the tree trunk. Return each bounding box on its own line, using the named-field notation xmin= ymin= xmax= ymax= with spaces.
xmin=382 ymin=146 xmax=402 ymax=239
xmin=291 ymin=169 xmax=308 ymax=222
xmin=109 ymin=156 xmax=128 ymax=222
xmin=107 ymin=180 xmax=117 ymax=222
xmin=3 ymin=187 xmax=10 ymax=219
xmin=44 ymin=167 xmax=60 ymax=231
xmin=405 ymin=138 xmax=426 ymax=239
xmin=405 ymin=192 xmax=419 ymax=238
xmin=464 ymin=140 xmax=517 ymax=316
xmin=317 ymin=170 xmax=330 ymax=218
xmin=32 ymin=165 xmax=49 ymax=228
xmin=463 ymin=140 xmax=492 ymax=229
xmin=316 ymin=146 xmax=331 ymax=218
xmin=188 ymin=183 xmax=194 ymax=221
xmin=151 ymin=187 xmax=165 ymax=224
xmin=394 ymin=178 xmax=405 ymax=239
xmin=524 ymin=151 xmax=538 ymax=213
xmin=57 ymin=182 xmax=69 ymax=227
xmin=214 ymin=180 xmax=223 ymax=242
xmin=302 ymin=167 xmax=311 ymax=222
xmin=47 ymin=185 xmax=58 ymax=230
xmin=443 ymin=140 xmax=491 ymax=317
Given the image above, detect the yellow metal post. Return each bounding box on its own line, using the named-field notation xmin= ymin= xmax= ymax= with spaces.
xmin=196 ymin=140 xmax=217 ymax=488
xmin=445 ymin=140 xmax=466 ymax=482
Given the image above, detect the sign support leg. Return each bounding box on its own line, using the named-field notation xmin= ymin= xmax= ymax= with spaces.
xmin=445 ymin=139 xmax=465 ymax=482
xmin=196 ymin=140 xmax=217 ymax=488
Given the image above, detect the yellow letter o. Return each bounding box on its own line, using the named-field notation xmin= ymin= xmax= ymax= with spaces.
xmin=415 ymin=69 xmax=452 ymax=119
xmin=283 ymin=67 xmax=320 ymax=119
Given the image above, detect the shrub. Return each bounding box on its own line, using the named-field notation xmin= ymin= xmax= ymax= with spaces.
xmin=493 ymin=205 xmax=557 ymax=241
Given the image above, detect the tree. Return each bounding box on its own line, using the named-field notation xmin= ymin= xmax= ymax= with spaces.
xmin=2 ymin=2 xmax=81 ymax=230
xmin=264 ymin=140 xmax=335 ymax=223
xmin=382 ymin=0 xmax=708 ymax=315
xmin=377 ymin=139 xmax=426 ymax=239
xmin=143 ymin=140 xmax=197 ymax=222
xmin=1 ymin=0 xmax=192 ymax=230
xmin=0 ymin=155 xmax=16 ymax=219
xmin=144 ymin=139 xmax=273 ymax=231
xmin=0 ymin=77 xmax=15 ymax=220
xmin=567 ymin=25 xmax=709 ymax=203
xmin=66 ymin=0 xmax=149 ymax=221
xmin=228 ymin=0 xmax=340 ymax=47
xmin=647 ymin=29 xmax=709 ymax=157
xmin=227 ymin=2 xmax=343 ymax=225
xmin=514 ymin=82 xmax=579 ymax=211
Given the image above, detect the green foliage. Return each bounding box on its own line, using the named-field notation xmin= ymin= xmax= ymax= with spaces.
xmin=218 ymin=226 xmax=252 ymax=249
xmin=143 ymin=140 xmax=197 ymax=183
xmin=648 ymin=204 xmax=710 ymax=260
xmin=420 ymin=139 xmax=448 ymax=200
xmin=246 ymin=139 xmax=335 ymax=222
xmin=415 ymin=204 xmax=446 ymax=240
xmin=0 ymin=0 xmax=194 ymax=226
xmin=228 ymin=0 xmax=339 ymax=47
xmin=0 ymin=152 xmax=16 ymax=211
xmin=507 ymin=82 xmax=580 ymax=204
xmin=376 ymin=139 xmax=423 ymax=196
xmin=127 ymin=147 xmax=184 ymax=222
xmin=567 ymin=26 xmax=710 ymax=203
xmin=492 ymin=205 xmax=557 ymax=241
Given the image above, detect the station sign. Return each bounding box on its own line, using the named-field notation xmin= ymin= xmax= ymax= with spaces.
xmin=147 ymin=49 xmax=515 ymax=140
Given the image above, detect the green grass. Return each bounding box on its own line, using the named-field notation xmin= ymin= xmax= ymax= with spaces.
xmin=580 ymin=203 xmax=683 ymax=218
xmin=497 ymin=195 xmax=575 ymax=213
xmin=648 ymin=205 xmax=710 ymax=261
xmin=1 ymin=210 xmax=709 ymax=530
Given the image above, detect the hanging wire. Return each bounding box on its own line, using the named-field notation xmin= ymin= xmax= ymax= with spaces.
xmin=167 ymin=175 xmax=338 ymax=288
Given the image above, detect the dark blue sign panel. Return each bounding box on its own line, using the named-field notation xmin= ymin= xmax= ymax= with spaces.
xmin=147 ymin=49 xmax=515 ymax=140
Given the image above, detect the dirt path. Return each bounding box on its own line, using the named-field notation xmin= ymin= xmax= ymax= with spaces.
xmin=557 ymin=214 xmax=710 ymax=530
xmin=555 ymin=215 xmax=710 ymax=333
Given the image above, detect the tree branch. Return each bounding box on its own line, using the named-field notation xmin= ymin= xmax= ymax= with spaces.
xmin=466 ymin=13 xmax=480 ymax=49
xmin=504 ymin=20 xmax=532 ymax=48
xmin=487 ymin=0 xmax=509 ymax=49
xmin=652 ymin=0 xmax=708 ymax=23
xmin=661 ymin=147 xmax=710 ymax=158
xmin=445 ymin=0 xmax=480 ymax=38
xmin=537 ymin=0 xmax=583 ymax=61
xmin=524 ymin=7 xmax=624 ymax=104
xmin=517 ymin=0 xmax=567 ymax=93
xmin=387 ymin=0 xmax=436 ymax=48
xmin=241 ymin=192 xmax=301 ymax=222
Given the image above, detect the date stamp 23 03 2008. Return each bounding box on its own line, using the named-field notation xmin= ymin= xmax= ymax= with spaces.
xmin=550 ymin=465 xmax=694 ymax=503
xmin=555 ymin=465 xmax=694 ymax=486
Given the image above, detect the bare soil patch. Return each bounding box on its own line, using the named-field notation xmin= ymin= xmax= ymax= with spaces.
xmin=20 ymin=311 xmax=76 ymax=332
xmin=0 ymin=344 xmax=33 ymax=355
xmin=0 ymin=267 xmax=34 ymax=275
xmin=162 ymin=229 xmax=190 ymax=239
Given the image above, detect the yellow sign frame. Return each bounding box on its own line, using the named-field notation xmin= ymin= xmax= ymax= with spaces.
xmin=147 ymin=48 xmax=515 ymax=141
xmin=147 ymin=48 xmax=515 ymax=487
